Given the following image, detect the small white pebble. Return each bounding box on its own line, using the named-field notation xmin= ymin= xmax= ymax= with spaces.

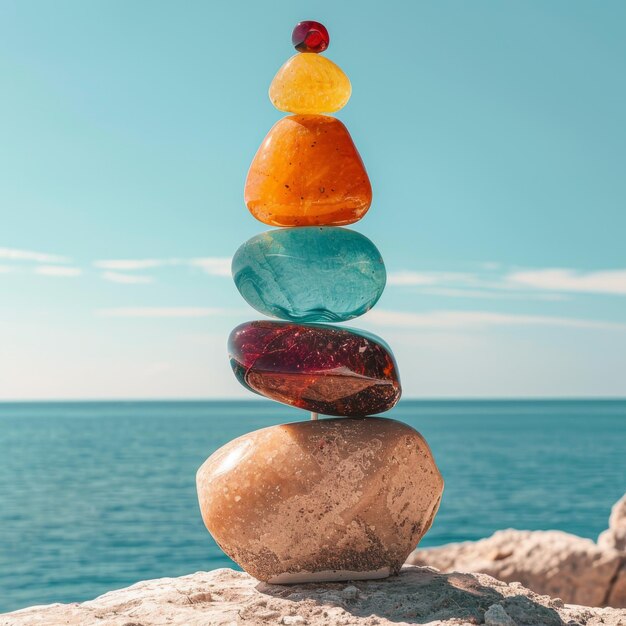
xmin=341 ymin=585 xmax=359 ymax=600
xmin=320 ymin=592 xmax=343 ymax=604
xmin=287 ymin=592 xmax=305 ymax=601
xmin=234 ymin=495 xmax=241 ymax=502
xmin=281 ymin=616 xmax=306 ymax=625
xmin=484 ymin=604 xmax=516 ymax=626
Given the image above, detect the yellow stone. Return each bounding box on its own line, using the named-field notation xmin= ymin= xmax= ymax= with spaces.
xmin=269 ymin=53 xmax=351 ymax=114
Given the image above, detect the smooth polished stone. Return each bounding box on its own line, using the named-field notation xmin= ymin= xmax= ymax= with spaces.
xmin=292 ymin=20 xmax=329 ymax=53
xmin=269 ymin=53 xmax=351 ymax=114
xmin=196 ymin=417 xmax=444 ymax=583
xmin=232 ymin=227 xmax=386 ymax=323
xmin=245 ymin=115 xmax=372 ymax=227
xmin=228 ymin=321 xmax=401 ymax=416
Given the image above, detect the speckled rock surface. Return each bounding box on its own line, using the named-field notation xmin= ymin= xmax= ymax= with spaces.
xmin=4 ymin=566 xmax=625 ymax=626
xmin=197 ymin=418 xmax=443 ymax=583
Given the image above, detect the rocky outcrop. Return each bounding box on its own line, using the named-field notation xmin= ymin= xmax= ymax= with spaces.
xmin=407 ymin=529 xmax=623 ymax=607
xmin=3 ymin=566 xmax=625 ymax=626
xmin=408 ymin=493 xmax=626 ymax=608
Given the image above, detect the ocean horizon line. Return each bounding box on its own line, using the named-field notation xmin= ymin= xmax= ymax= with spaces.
xmin=1 ymin=396 xmax=626 ymax=405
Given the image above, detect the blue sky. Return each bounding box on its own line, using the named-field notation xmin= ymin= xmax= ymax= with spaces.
xmin=1 ymin=0 xmax=625 ymax=400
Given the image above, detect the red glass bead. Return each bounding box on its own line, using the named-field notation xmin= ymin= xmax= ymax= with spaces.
xmin=292 ymin=20 xmax=330 ymax=53
xmin=228 ymin=321 xmax=401 ymax=417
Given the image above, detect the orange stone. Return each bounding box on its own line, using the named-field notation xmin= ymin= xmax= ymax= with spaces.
xmin=244 ymin=115 xmax=372 ymax=227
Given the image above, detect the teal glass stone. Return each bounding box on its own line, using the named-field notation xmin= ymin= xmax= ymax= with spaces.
xmin=232 ymin=227 xmax=386 ymax=323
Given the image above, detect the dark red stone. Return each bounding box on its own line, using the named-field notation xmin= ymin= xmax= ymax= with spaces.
xmin=228 ymin=321 xmax=401 ymax=417
xmin=292 ymin=20 xmax=330 ymax=54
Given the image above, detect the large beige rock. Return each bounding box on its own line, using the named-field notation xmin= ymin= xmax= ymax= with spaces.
xmin=408 ymin=528 xmax=626 ymax=607
xmin=196 ymin=418 xmax=443 ymax=583
xmin=4 ymin=566 xmax=625 ymax=626
xmin=599 ymin=494 xmax=626 ymax=553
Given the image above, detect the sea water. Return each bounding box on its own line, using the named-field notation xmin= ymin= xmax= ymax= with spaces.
xmin=0 ymin=399 xmax=624 ymax=612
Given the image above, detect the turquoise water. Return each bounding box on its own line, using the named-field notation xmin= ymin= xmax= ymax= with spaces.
xmin=0 ymin=400 xmax=624 ymax=613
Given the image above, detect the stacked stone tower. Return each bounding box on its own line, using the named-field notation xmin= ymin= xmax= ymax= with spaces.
xmin=197 ymin=21 xmax=443 ymax=583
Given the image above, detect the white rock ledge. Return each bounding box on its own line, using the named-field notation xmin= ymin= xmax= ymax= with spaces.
xmin=3 ymin=566 xmax=625 ymax=626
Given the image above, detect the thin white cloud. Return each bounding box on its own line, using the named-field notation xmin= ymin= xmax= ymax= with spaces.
xmin=387 ymin=266 xmax=626 ymax=300
xmin=101 ymin=271 xmax=154 ymax=284
xmin=418 ymin=287 xmax=566 ymax=301
xmin=507 ymin=268 xmax=626 ymax=296
xmin=480 ymin=262 xmax=501 ymax=271
xmin=0 ymin=265 xmax=13 ymax=274
xmin=34 ymin=265 xmax=82 ymax=277
xmin=387 ymin=272 xmax=440 ymax=287
xmin=364 ymin=309 xmax=626 ymax=331
xmin=387 ymin=271 xmax=475 ymax=287
xmin=96 ymin=307 xmax=238 ymax=318
xmin=25 ymin=251 xmax=626 ymax=303
xmin=94 ymin=258 xmax=179 ymax=270
xmin=189 ymin=257 xmax=231 ymax=277
xmin=93 ymin=256 xmax=231 ymax=277
xmin=0 ymin=247 xmax=69 ymax=264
